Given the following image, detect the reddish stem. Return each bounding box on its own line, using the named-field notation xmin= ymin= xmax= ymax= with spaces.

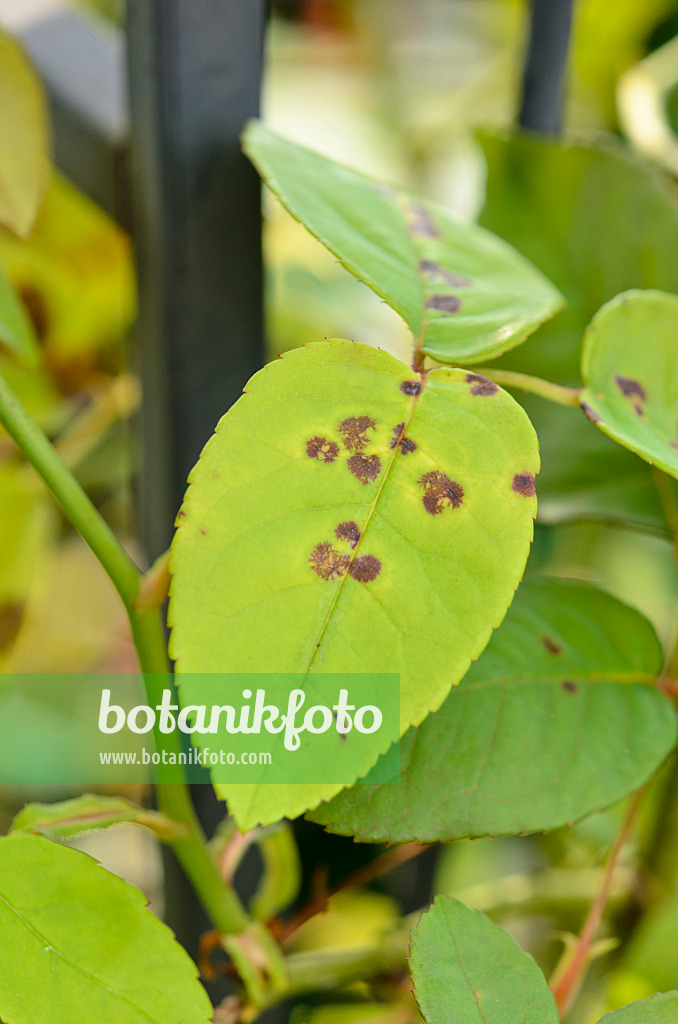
xmin=550 ymin=787 xmax=646 ymax=1017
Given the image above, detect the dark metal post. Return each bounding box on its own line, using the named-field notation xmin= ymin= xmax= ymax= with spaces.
xmin=519 ymin=0 xmax=575 ymax=135
xmin=126 ymin=0 xmax=267 ymax=562
xmin=125 ymin=0 xmax=267 ymax=973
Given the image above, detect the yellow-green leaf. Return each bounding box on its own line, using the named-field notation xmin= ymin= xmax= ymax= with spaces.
xmin=0 ymin=30 xmax=49 ymax=237
xmin=579 ymin=290 xmax=678 ymax=479
xmin=169 ymin=339 xmax=539 ymax=829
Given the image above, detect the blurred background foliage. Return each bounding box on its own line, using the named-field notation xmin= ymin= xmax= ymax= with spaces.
xmin=3 ymin=2 xmax=678 ymax=1022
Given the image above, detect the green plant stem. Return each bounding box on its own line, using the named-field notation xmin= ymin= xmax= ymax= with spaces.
xmin=473 ymin=368 xmax=582 ymax=407
xmin=0 ymin=372 xmax=273 ymax=964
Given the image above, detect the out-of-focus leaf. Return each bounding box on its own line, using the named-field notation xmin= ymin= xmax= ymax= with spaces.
xmin=11 ymin=794 xmax=186 ymax=842
xmin=0 ymin=261 xmax=39 ymax=366
xmin=244 ymin=121 xmax=563 ymax=364
xmin=0 ymin=833 xmax=212 ymax=1024
xmin=479 ymin=132 xmax=678 ymax=532
xmin=598 ymin=993 xmax=678 ymax=1023
xmin=169 ymin=339 xmax=539 ymax=829
xmin=309 ymin=579 xmax=675 ymax=843
xmin=618 ymin=34 xmax=678 ymax=176
xmin=410 ymin=896 xmax=558 ymax=1024
xmin=579 ymin=291 xmax=678 ymax=479
xmin=0 ymin=30 xmax=49 ymax=236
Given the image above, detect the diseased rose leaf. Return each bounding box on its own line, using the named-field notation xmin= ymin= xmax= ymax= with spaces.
xmin=243 ymin=121 xmax=563 ymax=365
xmin=579 ymin=291 xmax=678 ymax=480
xmin=309 ymin=579 xmax=675 ymax=843
xmin=410 ymin=896 xmax=559 ymax=1024
xmin=0 ymin=833 xmax=211 ymax=1024
xmin=169 ymin=339 xmax=539 ymax=830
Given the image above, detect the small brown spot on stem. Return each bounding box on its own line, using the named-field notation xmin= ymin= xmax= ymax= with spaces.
xmin=348 ymin=555 xmax=382 ymax=582
xmin=426 ymin=295 xmax=462 ymax=314
xmin=581 ymin=402 xmax=601 ymax=423
xmin=306 ymin=436 xmax=339 ymax=462
xmin=561 ymin=679 xmax=578 ymax=694
xmin=409 ymin=203 xmax=439 ymax=238
xmin=419 ymin=260 xmax=472 ymax=287
xmin=419 ymin=471 xmax=464 ymax=515
xmin=541 ymin=636 xmax=562 ymax=656
xmin=348 ymin=454 xmax=382 ymax=485
xmin=400 ymin=380 xmax=421 ymax=397
xmin=512 ymin=473 xmax=536 ymax=497
xmin=615 ymin=376 xmax=647 ymax=402
xmin=309 ymin=543 xmax=349 ymax=581
xmin=335 ymin=521 xmax=361 ymax=548
xmin=466 ymin=372 xmax=498 ymax=397
xmin=338 ymin=416 xmax=376 ymax=453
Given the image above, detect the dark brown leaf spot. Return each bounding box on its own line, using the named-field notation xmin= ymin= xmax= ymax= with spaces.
xmin=409 ymin=203 xmax=439 ymax=238
xmin=419 ymin=471 xmax=464 ymax=515
xmin=512 ymin=473 xmax=536 ymax=497
xmin=634 ymin=404 xmax=644 ymax=417
xmin=400 ymin=380 xmax=421 ymax=397
xmin=390 ymin=423 xmax=417 ymax=454
xmin=466 ymin=372 xmax=498 ymax=397
xmin=335 ymin=521 xmax=361 ymax=548
xmin=426 ymin=295 xmax=462 ymax=315
xmin=348 ymin=555 xmax=382 ymax=582
xmin=348 ymin=454 xmax=382 ymax=485
xmin=541 ymin=636 xmax=562 ymax=656
xmin=561 ymin=679 xmax=578 ymax=694
xmin=338 ymin=416 xmax=376 ymax=453
xmin=309 ymin=543 xmax=349 ymax=581
xmin=581 ymin=402 xmax=601 ymax=423
xmin=419 ymin=260 xmax=472 ymax=287
xmin=306 ymin=436 xmax=339 ymax=462
xmin=615 ymin=376 xmax=647 ymax=402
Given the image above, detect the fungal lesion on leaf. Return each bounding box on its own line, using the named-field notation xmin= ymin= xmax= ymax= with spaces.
xmin=338 ymin=415 xmax=377 ymax=453
xmin=581 ymin=402 xmax=601 ymax=424
xmin=400 ymin=380 xmax=421 ymax=397
xmin=348 ymin=555 xmax=381 ymax=582
xmin=425 ymin=295 xmax=462 ymax=315
xmin=512 ymin=473 xmax=536 ymax=497
xmin=390 ymin=423 xmax=417 ymax=454
xmin=419 ymin=260 xmax=472 ymax=288
xmin=418 ymin=471 xmax=464 ymax=515
xmin=306 ymin=436 xmax=340 ymax=462
xmin=309 ymin=525 xmax=382 ymax=584
xmin=561 ymin=679 xmax=578 ymax=694
xmin=614 ymin=375 xmax=647 ymax=416
xmin=408 ymin=203 xmax=439 ymax=238
xmin=335 ymin=521 xmax=361 ymax=548
xmin=309 ymin=542 xmax=349 ymax=581
xmin=466 ymin=373 xmax=498 ymax=397
xmin=348 ymin=453 xmax=382 ymax=485
xmin=541 ymin=636 xmax=562 ymax=656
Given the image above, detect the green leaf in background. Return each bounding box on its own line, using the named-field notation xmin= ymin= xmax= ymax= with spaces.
xmin=409 ymin=896 xmax=559 ymax=1024
xmin=309 ymin=579 xmax=675 ymax=843
xmin=598 ymin=993 xmax=678 ymax=1023
xmin=11 ymin=794 xmax=187 ymax=842
xmin=579 ymin=291 xmax=678 ymax=480
xmin=169 ymin=339 xmax=539 ymax=828
xmin=0 ymin=259 xmax=40 ymax=366
xmin=0 ymin=30 xmax=49 ymax=237
xmin=243 ymin=121 xmax=563 ymax=365
xmin=479 ymin=133 xmax=678 ymax=532
xmin=0 ymin=833 xmax=212 ymax=1024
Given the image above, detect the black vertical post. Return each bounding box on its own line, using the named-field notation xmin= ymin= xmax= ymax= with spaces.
xmin=126 ymin=0 xmax=267 ymax=562
xmin=519 ymin=0 xmax=575 ymax=135
xmin=125 ymin=0 xmax=267 ymax=973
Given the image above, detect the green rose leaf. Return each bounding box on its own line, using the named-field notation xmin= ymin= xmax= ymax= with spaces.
xmin=598 ymin=993 xmax=678 ymax=1023
xmin=309 ymin=579 xmax=675 ymax=843
xmin=11 ymin=794 xmax=187 ymax=842
xmin=410 ymin=896 xmax=558 ymax=1024
xmin=169 ymin=339 xmax=539 ymax=829
xmin=0 ymin=833 xmax=212 ymax=1024
xmin=579 ymin=291 xmax=678 ymax=479
xmin=479 ymin=133 xmax=678 ymax=532
xmin=0 ymin=30 xmax=49 ymax=237
xmin=243 ymin=121 xmax=563 ymax=365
